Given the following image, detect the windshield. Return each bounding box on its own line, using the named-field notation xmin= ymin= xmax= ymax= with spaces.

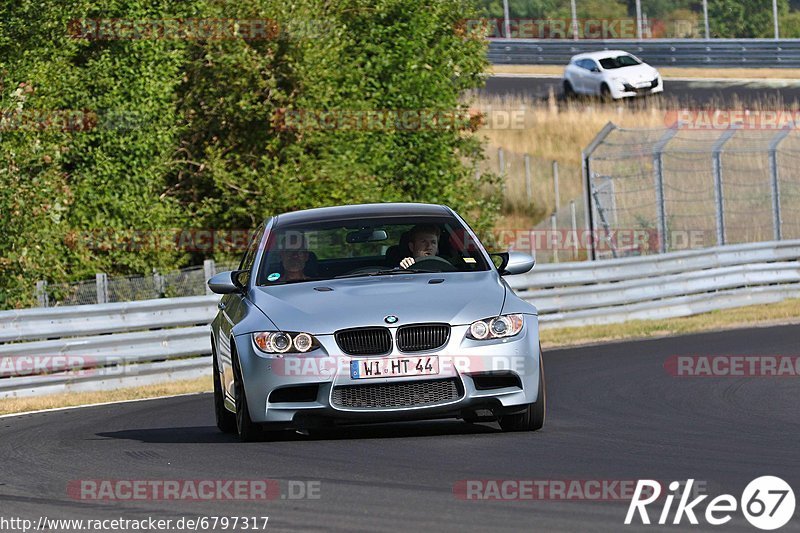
xmin=256 ymin=216 xmax=490 ymax=285
xmin=599 ymin=55 xmax=641 ymax=70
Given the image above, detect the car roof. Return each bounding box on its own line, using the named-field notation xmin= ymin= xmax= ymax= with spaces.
xmin=272 ymin=202 xmax=451 ymax=226
xmin=571 ymin=50 xmax=634 ymax=61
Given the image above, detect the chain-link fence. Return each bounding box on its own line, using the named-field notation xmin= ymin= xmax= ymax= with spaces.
xmin=585 ymin=122 xmax=800 ymax=260
xmin=35 ymin=260 xmax=239 ymax=307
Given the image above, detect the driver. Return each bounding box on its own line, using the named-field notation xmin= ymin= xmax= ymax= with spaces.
xmin=400 ymin=224 xmax=440 ymax=269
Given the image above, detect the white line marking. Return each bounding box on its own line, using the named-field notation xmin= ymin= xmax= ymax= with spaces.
xmin=0 ymin=391 xmax=211 ymax=419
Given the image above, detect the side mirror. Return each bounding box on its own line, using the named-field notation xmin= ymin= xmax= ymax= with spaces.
xmin=208 ymin=271 xmax=245 ymax=294
xmin=502 ymin=251 xmax=535 ymax=276
xmin=591 ymin=67 xmax=600 ymax=73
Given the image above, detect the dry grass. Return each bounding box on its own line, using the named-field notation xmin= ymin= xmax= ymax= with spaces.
xmin=0 ymin=375 xmax=212 ymax=416
xmin=473 ymin=93 xmax=666 ymax=227
xmin=489 ymin=65 xmax=800 ymax=80
xmin=541 ymin=298 xmax=800 ymax=348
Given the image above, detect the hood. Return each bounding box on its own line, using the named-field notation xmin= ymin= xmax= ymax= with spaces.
xmin=250 ymin=272 xmax=505 ymax=334
xmin=613 ymin=63 xmax=658 ymax=82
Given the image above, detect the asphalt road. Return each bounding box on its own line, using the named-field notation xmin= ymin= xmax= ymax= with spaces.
xmin=483 ymin=76 xmax=800 ymax=107
xmin=2 ymin=323 xmax=799 ymax=532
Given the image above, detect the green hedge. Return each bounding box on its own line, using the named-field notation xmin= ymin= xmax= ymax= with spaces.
xmin=0 ymin=0 xmax=499 ymax=308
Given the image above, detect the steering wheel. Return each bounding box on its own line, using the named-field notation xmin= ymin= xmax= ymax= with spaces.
xmin=411 ymin=256 xmax=457 ymax=272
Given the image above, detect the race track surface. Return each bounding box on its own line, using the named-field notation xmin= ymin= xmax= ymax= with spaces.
xmin=2 ymin=323 xmax=799 ymax=532
xmin=483 ymin=76 xmax=800 ymax=107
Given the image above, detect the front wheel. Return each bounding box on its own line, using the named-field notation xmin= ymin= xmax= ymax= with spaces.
xmin=213 ymin=352 xmax=236 ymax=434
xmin=233 ymin=351 xmax=262 ymax=442
xmin=499 ymin=348 xmax=546 ymax=432
xmin=563 ymin=80 xmax=575 ymax=99
xmin=599 ymin=83 xmax=612 ymax=102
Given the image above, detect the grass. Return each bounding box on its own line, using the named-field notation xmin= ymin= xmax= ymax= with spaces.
xmin=473 ymin=91 xmax=800 ymax=240
xmin=0 ymin=375 xmax=212 ymax=416
xmin=472 ymin=92 xmax=667 ymax=228
xmin=540 ymin=297 xmax=800 ymax=348
xmin=489 ymin=65 xmax=800 ymax=80
xmin=3 ymin=298 xmax=799 ymax=417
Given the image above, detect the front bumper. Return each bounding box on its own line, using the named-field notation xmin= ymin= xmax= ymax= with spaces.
xmin=232 ymin=316 xmax=541 ymax=427
xmin=610 ymin=77 xmax=663 ymax=99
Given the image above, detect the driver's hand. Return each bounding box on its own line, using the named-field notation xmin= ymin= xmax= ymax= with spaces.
xmin=400 ymin=257 xmax=415 ymax=269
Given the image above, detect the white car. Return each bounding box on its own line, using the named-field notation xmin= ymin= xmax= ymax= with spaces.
xmin=562 ymin=50 xmax=663 ymax=100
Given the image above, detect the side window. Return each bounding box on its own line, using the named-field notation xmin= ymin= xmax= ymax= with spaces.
xmin=239 ymin=223 xmax=265 ymax=283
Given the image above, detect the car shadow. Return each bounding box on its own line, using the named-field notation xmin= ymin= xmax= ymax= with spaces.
xmin=96 ymin=420 xmax=502 ymax=444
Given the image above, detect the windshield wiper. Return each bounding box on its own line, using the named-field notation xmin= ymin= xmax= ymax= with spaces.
xmin=334 ymin=268 xmax=436 ymax=279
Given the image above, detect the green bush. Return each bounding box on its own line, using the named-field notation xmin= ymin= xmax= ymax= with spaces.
xmin=0 ymin=0 xmax=499 ymax=308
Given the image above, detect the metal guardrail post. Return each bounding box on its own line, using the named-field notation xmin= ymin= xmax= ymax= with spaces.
xmin=204 ymin=260 xmax=216 ymax=295
xmin=96 ymin=273 xmax=108 ymax=304
xmin=768 ymin=127 xmax=792 ymax=241
xmin=35 ymin=281 xmax=49 ymax=308
xmin=711 ymin=128 xmax=737 ymax=246
xmin=551 ymin=214 xmax=559 ymax=263
xmin=653 ymin=128 xmax=678 ymax=253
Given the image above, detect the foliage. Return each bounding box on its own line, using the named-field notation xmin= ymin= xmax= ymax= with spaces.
xmin=0 ymin=0 xmax=498 ymax=308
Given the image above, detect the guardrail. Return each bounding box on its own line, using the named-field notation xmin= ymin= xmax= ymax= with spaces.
xmin=1 ymin=240 xmax=798 ymax=398
xmin=488 ymin=39 xmax=800 ymax=68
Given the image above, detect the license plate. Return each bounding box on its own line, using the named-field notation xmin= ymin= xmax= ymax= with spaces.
xmin=350 ymin=356 xmax=439 ymax=380
xmin=635 ymin=81 xmax=651 ymax=88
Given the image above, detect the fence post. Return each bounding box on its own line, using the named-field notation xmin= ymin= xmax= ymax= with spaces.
xmin=552 ymin=160 xmax=560 ymax=213
xmin=498 ymin=147 xmax=506 ymax=197
xmin=550 ymin=214 xmax=559 ymax=263
xmin=35 ymin=280 xmax=49 ymax=308
xmin=581 ymin=122 xmax=617 ymax=261
xmin=524 ymin=154 xmax=532 ymax=206
xmin=768 ymin=127 xmax=792 ymax=241
xmin=570 ymin=200 xmax=579 ymax=260
xmin=204 ymin=259 xmax=216 ymax=295
xmin=95 ymin=273 xmax=108 ymax=304
xmin=653 ymin=128 xmax=678 ymax=254
xmin=711 ymin=128 xmax=737 ymax=246
xmin=153 ymin=271 xmax=165 ymax=297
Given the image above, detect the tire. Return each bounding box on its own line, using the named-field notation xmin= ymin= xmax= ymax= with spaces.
xmin=213 ymin=350 xmax=236 ymax=434
xmin=599 ymin=83 xmax=612 ymax=102
xmin=499 ymin=347 xmax=546 ymax=432
xmin=232 ymin=349 xmax=262 ymax=442
xmin=563 ymin=80 xmax=575 ymax=99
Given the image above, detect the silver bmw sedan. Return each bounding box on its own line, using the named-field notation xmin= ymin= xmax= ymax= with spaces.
xmin=208 ymin=203 xmax=544 ymax=441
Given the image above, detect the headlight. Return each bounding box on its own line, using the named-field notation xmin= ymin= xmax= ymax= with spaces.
xmin=252 ymin=331 xmax=319 ymax=354
xmin=466 ymin=314 xmax=524 ymax=340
